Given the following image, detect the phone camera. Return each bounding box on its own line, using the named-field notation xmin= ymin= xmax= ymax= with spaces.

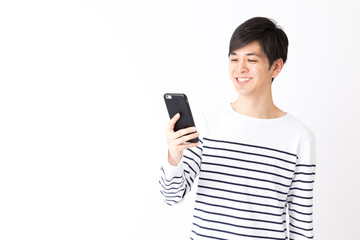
xmin=165 ymin=95 xmax=172 ymax=99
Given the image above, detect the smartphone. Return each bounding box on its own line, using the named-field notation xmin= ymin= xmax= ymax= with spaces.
xmin=164 ymin=93 xmax=198 ymax=143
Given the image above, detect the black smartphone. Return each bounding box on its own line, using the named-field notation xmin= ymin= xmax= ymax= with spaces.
xmin=164 ymin=93 xmax=198 ymax=143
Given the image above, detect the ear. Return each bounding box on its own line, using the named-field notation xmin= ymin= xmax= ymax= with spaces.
xmin=270 ymin=58 xmax=284 ymax=78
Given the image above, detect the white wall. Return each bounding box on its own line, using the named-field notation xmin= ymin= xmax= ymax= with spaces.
xmin=1 ymin=0 xmax=359 ymax=239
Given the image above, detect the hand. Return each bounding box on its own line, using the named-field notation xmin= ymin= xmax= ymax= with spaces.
xmin=165 ymin=113 xmax=200 ymax=166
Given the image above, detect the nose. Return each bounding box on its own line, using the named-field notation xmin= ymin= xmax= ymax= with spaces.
xmin=236 ymin=59 xmax=248 ymax=73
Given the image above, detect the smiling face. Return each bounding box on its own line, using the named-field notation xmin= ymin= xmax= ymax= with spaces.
xmin=229 ymin=41 xmax=283 ymax=99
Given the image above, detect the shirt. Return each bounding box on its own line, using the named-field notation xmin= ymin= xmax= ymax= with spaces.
xmin=160 ymin=104 xmax=316 ymax=240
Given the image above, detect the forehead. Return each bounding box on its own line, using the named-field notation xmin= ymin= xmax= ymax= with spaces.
xmin=230 ymin=41 xmax=265 ymax=57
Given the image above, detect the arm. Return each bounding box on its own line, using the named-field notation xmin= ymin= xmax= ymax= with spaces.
xmin=287 ymin=137 xmax=316 ymax=239
xmin=159 ymin=141 xmax=203 ymax=205
xmin=159 ymin=113 xmax=202 ymax=205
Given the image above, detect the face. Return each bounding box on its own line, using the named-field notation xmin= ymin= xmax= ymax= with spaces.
xmin=229 ymin=41 xmax=282 ymax=98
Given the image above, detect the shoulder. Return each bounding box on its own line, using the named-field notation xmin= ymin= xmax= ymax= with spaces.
xmin=283 ymin=114 xmax=316 ymax=155
xmin=283 ymin=114 xmax=316 ymax=163
xmin=192 ymin=105 xmax=230 ymax=137
xmin=285 ymin=114 xmax=315 ymax=141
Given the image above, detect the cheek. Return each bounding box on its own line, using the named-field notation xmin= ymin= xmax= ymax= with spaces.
xmin=228 ymin=65 xmax=234 ymax=76
xmin=251 ymin=66 xmax=266 ymax=77
xmin=228 ymin=64 xmax=238 ymax=74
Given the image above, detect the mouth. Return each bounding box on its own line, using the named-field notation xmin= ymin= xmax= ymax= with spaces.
xmin=235 ymin=77 xmax=252 ymax=85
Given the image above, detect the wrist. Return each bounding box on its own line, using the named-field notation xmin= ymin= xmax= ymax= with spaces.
xmin=168 ymin=151 xmax=181 ymax=166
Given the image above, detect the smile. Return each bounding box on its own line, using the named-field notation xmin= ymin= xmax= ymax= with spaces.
xmin=237 ymin=77 xmax=251 ymax=82
xmin=235 ymin=77 xmax=252 ymax=85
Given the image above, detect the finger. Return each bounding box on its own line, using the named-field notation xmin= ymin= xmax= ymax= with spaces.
xmin=178 ymin=141 xmax=200 ymax=151
xmin=174 ymin=126 xmax=197 ymax=139
xmin=175 ymin=132 xmax=199 ymax=145
xmin=166 ymin=113 xmax=180 ymax=132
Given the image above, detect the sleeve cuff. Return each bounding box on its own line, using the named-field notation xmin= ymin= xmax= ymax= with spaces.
xmin=162 ymin=159 xmax=184 ymax=179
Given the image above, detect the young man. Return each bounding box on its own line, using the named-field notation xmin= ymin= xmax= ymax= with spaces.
xmin=160 ymin=17 xmax=316 ymax=240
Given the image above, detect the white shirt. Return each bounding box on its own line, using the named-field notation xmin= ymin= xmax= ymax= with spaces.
xmin=160 ymin=104 xmax=316 ymax=240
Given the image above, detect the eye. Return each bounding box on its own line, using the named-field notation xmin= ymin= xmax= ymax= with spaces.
xmin=230 ymin=59 xmax=238 ymax=62
xmin=248 ymin=59 xmax=257 ymax=63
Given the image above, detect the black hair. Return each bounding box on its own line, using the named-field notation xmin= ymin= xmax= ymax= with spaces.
xmin=229 ymin=17 xmax=289 ymax=70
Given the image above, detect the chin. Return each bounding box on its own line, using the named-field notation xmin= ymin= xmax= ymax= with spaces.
xmin=232 ymin=83 xmax=252 ymax=95
xmin=236 ymin=90 xmax=251 ymax=96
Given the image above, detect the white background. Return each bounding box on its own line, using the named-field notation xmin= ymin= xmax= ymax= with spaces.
xmin=1 ymin=0 xmax=359 ymax=239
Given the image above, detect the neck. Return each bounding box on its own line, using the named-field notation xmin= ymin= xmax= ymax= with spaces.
xmin=231 ymin=89 xmax=285 ymax=119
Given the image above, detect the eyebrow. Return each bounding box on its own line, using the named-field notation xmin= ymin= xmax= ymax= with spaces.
xmin=229 ymin=52 xmax=262 ymax=57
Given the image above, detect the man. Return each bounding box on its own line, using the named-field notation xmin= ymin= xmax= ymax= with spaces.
xmin=160 ymin=17 xmax=316 ymax=240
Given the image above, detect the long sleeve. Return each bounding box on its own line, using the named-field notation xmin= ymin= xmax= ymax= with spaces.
xmin=159 ymin=139 xmax=203 ymax=205
xmin=287 ymin=137 xmax=316 ymax=239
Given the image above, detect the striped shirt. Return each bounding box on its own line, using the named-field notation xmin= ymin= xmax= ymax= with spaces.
xmin=160 ymin=105 xmax=316 ymax=240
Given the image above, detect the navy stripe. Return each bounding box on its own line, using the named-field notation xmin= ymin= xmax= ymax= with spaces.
xmin=197 ymin=192 xmax=284 ymax=210
xmin=160 ymin=167 xmax=183 ymax=182
xmin=183 ymin=161 xmax=197 ymax=177
xmin=194 ymin=215 xmax=286 ymax=233
xmin=160 ymin=186 xmax=185 ymax=195
xmin=287 ymin=194 xmax=313 ymax=200
xmin=192 ymin=222 xmax=287 ymax=240
xmin=202 ymin=161 xmax=293 ymax=180
xmin=183 ymin=172 xmax=192 ymax=190
xmin=164 ymin=199 xmax=177 ymax=204
xmin=287 ymin=201 xmax=313 ymax=208
xmin=289 ymin=215 xmax=313 ymax=224
xmin=288 ymin=208 xmax=313 ymax=216
xmin=203 ymin=153 xmax=294 ymax=172
xmin=159 ymin=181 xmax=184 ymax=192
xmin=191 ymin=230 xmax=226 ymax=240
xmin=204 ymin=146 xmax=295 ymax=166
xmin=289 ymin=223 xmax=313 ymax=231
xmin=195 ymin=200 xmax=285 ymax=219
xmin=160 ymin=176 xmax=183 ymax=187
xmin=199 ymin=177 xmax=288 ymax=195
xmin=188 ymin=148 xmax=202 ymax=162
xmin=292 ymin=179 xmax=314 ymax=183
xmin=160 ymin=190 xmax=182 ymax=199
xmin=201 ymin=169 xmax=291 ymax=187
xmin=294 ymin=172 xmax=315 ymax=175
xmin=203 ymin=137 xmax=297 ymax=157
xmin=289 ymin=187 xmax=313 ymax=192
xmin=182 ymin=188 xmax=187 ymax=198
xmin=290 ymin=230 xmax=313 ymax=239
xmin=184 ymin=169 xmax=194 ymax=183
xmin=189 ymin=175 xmax=194 ymax=183
xmin=296 ymin=164 xmax=316 ymax=167
xmin=183 ymin=155 xmax=200 ymax=172
xmin=198 ymin=185 xmax=286 ymax=202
